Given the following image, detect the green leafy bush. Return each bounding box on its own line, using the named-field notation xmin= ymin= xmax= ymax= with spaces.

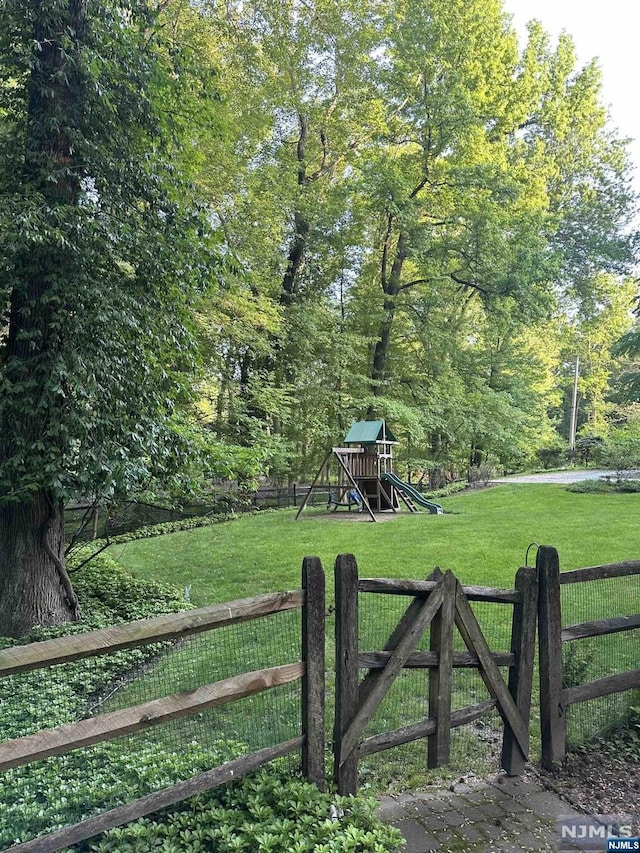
xmin=67 ymin=770 xmax=403 ymax=853
xmin=90 ymin=511 xmax=244 ymax=547
xmin=536 ymin=442 xmax=568 ymax=470
xmin=0 ymin=555 xmax=205 ymax=846
xmin=612 ymin=479 xmax=640 ymax=492
xmin=574 ymin=434 xmax=605 ymax=465
xmin=594 ymin=430 xmax=640 ymax=477
xmin=566 ymin=479 xmax=613 ymax=494
xmin=562 ymin=641 xmax=596 ymax=689
xmin=1 ymin=738 xmax=239 ymax=847
xmin=567 ymin=478 xmax=640 ymax=494
xmin=422 ymin=481 xmax=468 ymax=499
xmin=80 ymin=506 xmax=280 ymax=549
xmin=0 ymin=552 xmax=191 ymax=740
xmin=70 ymin=550 xmax=192 ymax=620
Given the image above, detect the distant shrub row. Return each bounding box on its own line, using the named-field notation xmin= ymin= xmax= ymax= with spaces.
xmin=567 ymin=479 xmax=640 ymax=494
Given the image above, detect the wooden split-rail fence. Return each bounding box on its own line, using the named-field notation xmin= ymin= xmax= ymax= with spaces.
xmin=1 ymin=547 xmax=638 ymax=849
xmin=537 ymin=545 xmax=640 ymax=770
xmin=0 ymin=558 xmax=325 ymax=853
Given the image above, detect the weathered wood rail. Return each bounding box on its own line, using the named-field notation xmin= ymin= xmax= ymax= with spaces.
xmin=0 ymin=558 xmax=326 ymax=853
xmin=0 ymin=591 xmax=305 ymax=678
xmin=4 ymin=545 xmax=639 ymax=847
xmin=537 ymin=546 xmax=640 ymax=769
xmin=333 ymin=554 xmax=538 ymax=794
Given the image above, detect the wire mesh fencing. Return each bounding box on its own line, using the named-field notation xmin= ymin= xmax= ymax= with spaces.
xmin=0 ymin=603 xmax=308 ymax=849
xmin=560 ymin=572 xmax=640 ymax=746
xmin=538 ymin=547 xmax=640 ymax=768
xmin=64 ymin=487 xmax=329 ymax=545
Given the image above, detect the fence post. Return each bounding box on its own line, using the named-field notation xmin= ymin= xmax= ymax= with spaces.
xmin=333 ymin=553 xmax=359 ymax=795
xmin=293 ymin=484 xmax=297 ymax=507
xmin=427 ymin=569 xmax=454 ymax=768
xmin=302 ymin=557 xmax=326 ymax=789
xmin=501 ymin=564 xmax=538 ymax=775
xmin=537 ymin=545 xmax=566 ymax=769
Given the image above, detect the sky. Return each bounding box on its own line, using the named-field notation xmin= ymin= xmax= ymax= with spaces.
xmin=505 ymin=0 xmax=640 ymax=195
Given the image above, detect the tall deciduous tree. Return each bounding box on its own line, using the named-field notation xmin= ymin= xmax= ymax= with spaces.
xmin=192 ymin=0 xmax=384 ymax=450
xmin=0 ymin=0 xmax=218 ymax=636
xmin=556 ymin=275 xmax=636 ymax=437
xmin=357 ymin=0 xmax=557 ymax=404
xmin=344 ymin=1 xmax=636 ymax=460
xmin=192 ymin=0 xmax=637 ymax=477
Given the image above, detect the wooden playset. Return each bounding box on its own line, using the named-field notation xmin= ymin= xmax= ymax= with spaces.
xmin=294 ymin=420 xmax=442 ymax=522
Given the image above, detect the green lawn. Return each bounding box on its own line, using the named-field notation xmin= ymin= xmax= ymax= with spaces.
xmin=111 ymin=484 xmax=640 ymax=606
xmin=103 ymin=483 xmax=640 ymax=790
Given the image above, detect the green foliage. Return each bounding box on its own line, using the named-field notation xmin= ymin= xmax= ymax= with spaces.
xmin=0 ymin=552 xmax=190 ymax=741
xmin=611 ymin=325 xmax=640 ymax=403
xmin=0 ymin=553 xmax=401 ymax=851
xmin=567 ymin=478 xmax=640 ymax=494
xmin=569 ymin=723 xmax=640 ymax=770
xmin=69 ymin=550 xmax=192 ymax=621
xmin=4 ymin=0 xmax=635 ymax=499
xmin=67 ymin=771 xmax=403 ymax=853
xmin=562 ymin=641 xmax=596 ymax=689
xmin=566 ymin=479 xmax=612 ymax=494
xmin=1 ymin=738 xmax=238 ymax=848
xmin=420 ymin=481 xmax=469 ymax=499
xmin=574 ymin=434 xmax=605 ymax=465
xmin=0 ymin=553 xmax=217 ymax=846
xmin=89 ymin=510 xmax=252 ymax=547
xmin=3 ymin=0 xmax=637 ymax=504
xmin=0 ymin=0 xmax=222 ymax=506
xmin=536 ymin=442 xmax=568 ymax=470
xmin=596 ymin=424 xmax=640 ymax=479
xmin=182 ymin=0 xmax=636 ymax=485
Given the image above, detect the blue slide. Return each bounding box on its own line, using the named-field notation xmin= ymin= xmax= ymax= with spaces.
xmin=381 ymin=472 xmax=443 ymax=514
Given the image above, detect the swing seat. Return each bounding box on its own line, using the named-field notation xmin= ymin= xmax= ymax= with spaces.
xmin=327 ymin=491 xmax=362 ymax=511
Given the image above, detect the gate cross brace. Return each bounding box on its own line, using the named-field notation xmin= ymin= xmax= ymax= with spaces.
xmin=356 ymin=571 xmax=438 ymax=711
xmin=453 ymin=581 xmax=529 ymax=760
xmin=339 ymin=576 xmax=446 ymax=764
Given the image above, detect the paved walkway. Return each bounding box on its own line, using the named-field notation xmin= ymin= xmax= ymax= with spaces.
xmin=377 ymin=772 xmax=583 ymax=852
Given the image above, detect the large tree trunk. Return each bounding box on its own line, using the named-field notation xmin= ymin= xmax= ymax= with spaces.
xmin=281 ymin=113 xmax=310 ymax=308
xmin=234 ymin=113 xmax=311 ymax=435
xmin=0 ymin=494 xmax=78 ymax=638
xmin=0 ymin=0 xmax=86 ymax=637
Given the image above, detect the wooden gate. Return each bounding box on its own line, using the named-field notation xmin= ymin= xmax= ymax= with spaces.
xmin=333 ymin=554 xmax=538 ymax=794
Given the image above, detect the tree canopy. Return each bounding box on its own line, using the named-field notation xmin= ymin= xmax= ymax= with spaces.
xmin=192 ymin=0 xmax=637 ymax=477
xmin=0 ymin=0 xmax=220 ymax=634
xmin=0 ymin=0 xmax=638 ymax=635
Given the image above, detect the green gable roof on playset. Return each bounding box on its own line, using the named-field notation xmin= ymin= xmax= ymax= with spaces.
xmin=343 ymin=419 xmax=398 ymax=445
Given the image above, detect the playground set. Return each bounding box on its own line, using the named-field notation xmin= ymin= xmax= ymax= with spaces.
xmin=294 ymin=420 xmax=443 ymax=522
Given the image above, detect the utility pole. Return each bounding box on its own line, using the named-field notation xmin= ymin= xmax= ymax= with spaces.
xmin=569 ymin=356 xmax=580 ymax=452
